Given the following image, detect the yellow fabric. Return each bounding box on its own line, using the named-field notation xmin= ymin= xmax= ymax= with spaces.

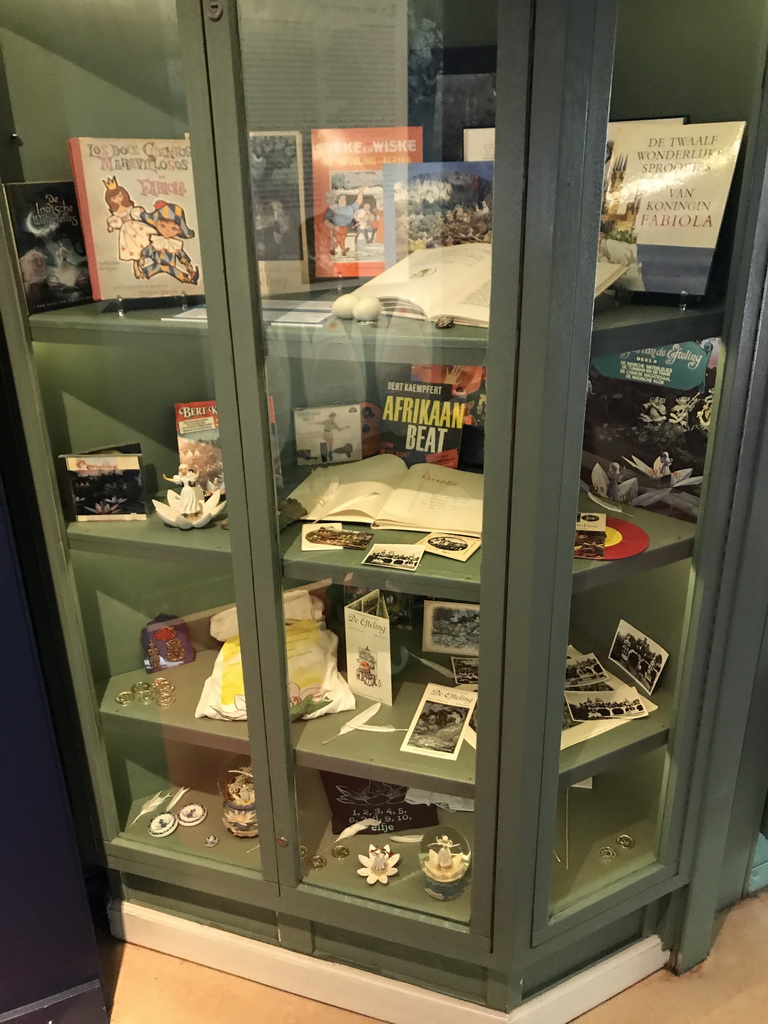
xmin=220 ymin=637 xmax=245 ymax=705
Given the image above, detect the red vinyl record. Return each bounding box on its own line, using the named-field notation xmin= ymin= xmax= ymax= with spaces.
xmin=602 ymin=517 xmax=650 ymax=559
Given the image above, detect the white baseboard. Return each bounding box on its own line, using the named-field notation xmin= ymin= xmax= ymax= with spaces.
xmin=109 ymin=901 xmax=667 ymax=1024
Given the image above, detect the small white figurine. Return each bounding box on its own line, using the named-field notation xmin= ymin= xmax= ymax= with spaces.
xmin=163 ymin=464 xmax=204 ymax=518
xmin=357 ymin=843 xmax=400 ymax=885
xmin=153 ymin=464 xmax=227 ymax=530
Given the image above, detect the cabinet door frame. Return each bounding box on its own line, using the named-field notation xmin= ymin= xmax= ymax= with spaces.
xmin=185 ymin=0 xmax=534 ymax=956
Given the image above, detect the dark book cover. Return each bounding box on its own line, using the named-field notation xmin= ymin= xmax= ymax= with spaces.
xmin=60 ymin=443 xmax=148 ymax=521
xmin=379 ymin=378 xmax=465 ymax=468
xmin=4 ymin=181 xmax=91 ymax=314
xmin=581 ymin=339 xmax=718 ymax=522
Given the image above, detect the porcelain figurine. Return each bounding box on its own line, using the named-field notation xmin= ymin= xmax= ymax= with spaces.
xmin=153 ymin=463 xmax=226 ymax=530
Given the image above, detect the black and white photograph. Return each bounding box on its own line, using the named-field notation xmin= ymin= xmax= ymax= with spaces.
xmin=362 ymin=544 xmax=424 ymax=572
xmin=294 ymin=404 xmax=363 ymax=466
xmin=565 ymin=683 xmax=647 ymax=723
xmin=451 ymin=656 xmax=479 ymax=687
xmin=565 ymin=652 xmax=609 ymax=689
xmin=422 ymin=600 xmax=480 ymax=657
xmin=420 ymin=532 xmax=481 ymax=563
xmin=301 ymin=524 xmax=373 ymax=551
xmin=609 ymin=618 xmax=669 ymax=695
xmin=400 ymin=683 xmax=477 ymax=761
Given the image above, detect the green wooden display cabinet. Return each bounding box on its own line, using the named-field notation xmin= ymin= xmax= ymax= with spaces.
xmin=2 ymin=0 xmax=768 ymax=1018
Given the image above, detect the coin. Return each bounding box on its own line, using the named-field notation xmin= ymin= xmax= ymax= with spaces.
xmin=299 ymin=845 xmax=309 ymax=860
xmin=616 ymin=833 xmax=635 ymax=849
xmin=131 ymin=681 xmax=152 ymax=695
xmin=115 ymin=691 xmax=134 ymax=705
xmin=310 ymin=855 xmax=326 ymax=870
xmin=136 ymin=690 xmax=156 ymax=705
xmin=331 ymin=845 xmax=349 ymax=859
xmin=156 ymin=694 xmax=176 ymax=708
xmin=598 ymin=846 xmax=616 ymax=861
xmin=203 ymin=834 xmax=219 ymax=848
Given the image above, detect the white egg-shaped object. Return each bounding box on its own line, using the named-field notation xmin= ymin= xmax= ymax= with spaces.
xmin=353 ymin=296 xmax=382 ymax=321
xmin=331 ymin=294 xmax=358 ymax=319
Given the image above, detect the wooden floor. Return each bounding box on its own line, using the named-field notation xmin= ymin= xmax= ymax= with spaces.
xmin=104 ymin=893 xmax=768 ymax=1023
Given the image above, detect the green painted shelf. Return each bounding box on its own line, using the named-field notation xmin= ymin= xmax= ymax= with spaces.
xmin=590 ymin=298 xmax=724 ymax=357
xmin=29 ymin=302 xmax=208 ymax=343
xmin=68 ymin=513 xmax=231 ymax=561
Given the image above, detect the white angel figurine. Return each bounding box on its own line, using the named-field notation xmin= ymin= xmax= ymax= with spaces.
xmin=163 ymin=464 xmax=204 ymax=518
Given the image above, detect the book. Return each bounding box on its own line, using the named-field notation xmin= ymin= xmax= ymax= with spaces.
xmin=60 ymin=443 xmax=147 ymax=521
xmin=351 ymin=244 xmax=492 ymax=327
xmin=382 ymin=160 xmax=493 ymax=266
xmin=287 ymin=453 xmax=483 ymax=535
xmin=310 ymin=126 xmax=423 ymax=279
xmin=4 ymin=181 xmax=91 ymax=314
xmin=293 ymin=404 xmax=363 ymax=466
xmin=582 ymin=338 xmax=718 ymax=521
xmin=248 ymin=131 xmax=309 ymax=295
xmin=600 ymin=121 xmax=745 ymax=294
xmin=68 ymin=137 xmax=205 ymax=300
xmin=379 ymin=379 xmax=465 ymax=467
xmin=175 ymin=402 xmax=224 ymax=493
xmin=344 ymin=589 xmax=392 ymax=704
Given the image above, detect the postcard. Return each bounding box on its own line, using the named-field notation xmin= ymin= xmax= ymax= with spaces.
xmin=422 ymin=600 xmax=480 ymax=657
xmin=451 ymin=656 xmax=479 ymax=687
xmin=400 ymin=683 xmax=477 ymax=760
xmin=362 ymin=544 xmax=424 ymax=571
xmin=574 ymin=512 xmax=606 ymax=559
xmin=301 ymin=523 xmax=373 ymax=551
xmin=294 ymin=403 xmax=363 ymax=466
xmin=609 ymin=619 xmax=669 ymax=695
xmin=565 ymin=652 xmax=610 ymax=690
xmin=344 ymin=588 xmax=392 ymax=704
xmin=419 ymin=532 xmax=481 ymax=562
xmin=565 ymin=680 xmax=648 ymax=723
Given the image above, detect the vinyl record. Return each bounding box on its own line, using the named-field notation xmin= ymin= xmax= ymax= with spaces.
xmin=603 ymin=517 xmax=650 ymax=560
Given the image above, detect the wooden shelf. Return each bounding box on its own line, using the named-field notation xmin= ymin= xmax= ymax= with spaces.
xmin=120 ymin=785 xmax=262 ymax=872
xmin=68 ymin=513 xmax=231 ymax=562
xmin=100 ymin=649 xmax=248 ymax=754
xmin=281 ymin=523 xmax=480 ymax=601
xmin=295 ymin=765 xmax=472 ymax=926
xmin=572 ymin=496 xmax=695 ymax=593
xmin=591 ymin=298 xmax=724 ymax=357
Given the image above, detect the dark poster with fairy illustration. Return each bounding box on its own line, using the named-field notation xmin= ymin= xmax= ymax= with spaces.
xmin=581 ymin=339 xmax=718 ymax=523
xmin=320 ymin=771 xmax=439 ymax=835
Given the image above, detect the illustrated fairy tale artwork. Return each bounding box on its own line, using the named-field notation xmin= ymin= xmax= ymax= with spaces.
xmin=68 ymin=137 xmax=205 ymax=300
xmin=582 ymin=339 xmax=718 ymax=522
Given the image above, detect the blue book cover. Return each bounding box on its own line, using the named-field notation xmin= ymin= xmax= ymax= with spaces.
xmin=382 ymin=161 xmax=493 ymax=267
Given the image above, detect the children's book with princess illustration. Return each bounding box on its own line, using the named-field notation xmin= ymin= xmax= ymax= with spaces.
xmin=68 ymin=138 xmax=205 ymax=300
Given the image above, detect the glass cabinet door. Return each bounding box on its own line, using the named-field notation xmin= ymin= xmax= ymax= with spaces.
xmin=0 ymin=2 xmax=277 ymax=898
xmin=516 ymin=0 xmax=768 ymax=938
xmin=193 ymin=0 xmax=522 ymax=942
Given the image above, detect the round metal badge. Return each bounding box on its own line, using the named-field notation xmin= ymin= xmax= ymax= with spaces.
xmin=299 ymin=845 xmax=309 ymax=860
xmin=136 ymin=690 xmax=156 ymax=705
xmin=148 ymin=812 xmax=178 ymax=838
xmin=156 ymin=693 xmax=176 ymax=708
xmin=115 ymin=691 xmax=134 ymax=706
xmin=203 ymin=834 xmax=219 ymax=848
xmin=178 ymin=803 xmax=208 ymax=827
xmin=598 ymin=846 xmax=617 ymax=861
xmin=331 ymin=845 xmax=350 ymax=859
xmin=131 ymin=681 xmax=152 ymax=695
xmin=310 ymin=855 xmax=326 ymax=870
xmin=616 ymin=833 xmax=635 ymax=849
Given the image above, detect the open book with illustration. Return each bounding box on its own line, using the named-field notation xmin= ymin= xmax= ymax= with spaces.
xmin=287 ymin=453 xmax=483 ymax=536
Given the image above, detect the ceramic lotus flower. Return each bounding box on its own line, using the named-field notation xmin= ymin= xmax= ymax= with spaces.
xmin=152 ymin=488 xmax=226 ymax=530
xmin=357 ymin=843 xmax=400 ymax=885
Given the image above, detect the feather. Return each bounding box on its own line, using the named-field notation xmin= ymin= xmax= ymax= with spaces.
xmin=587 ymin=492 xmax=634 ymax=517
xmin=337 ymin=818 xmax=381 ymax=841
xmin=128 ymin=789 xmax=172 ymax=828
xmin=322 ymin=702 xmax=381 ymax=744
xmin=408 ymin=652 xmax=455 ymax=678
xmin=166 ymin=786 xmax=190 ymax=811
xmin=389 ymin=834 xmax=423 ymax=844
xmin=356 ymin=724 xmax=407 ymax=733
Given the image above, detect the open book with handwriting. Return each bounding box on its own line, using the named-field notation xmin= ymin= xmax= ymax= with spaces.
xmin=287 ymin=453 xmax=483 ymax=536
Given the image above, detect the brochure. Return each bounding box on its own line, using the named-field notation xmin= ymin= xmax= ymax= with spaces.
xmin=344 ymin=589 xmax=392 ymax=704
xmin=400 ymin=683 xmax=477 ymax=761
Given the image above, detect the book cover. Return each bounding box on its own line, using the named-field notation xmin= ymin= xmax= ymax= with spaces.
xmin=310 ymin=127 xmax=423 ymax=279
xmin=379 ymin=378 xmax=466 ymax=467
xmin=4 ymin=181 xmax=91 ymax=314
xmin=68 ymin=137 xmax=204 ymax=300
xmin=582 ymin=338 xmax=719 ymax=521
xmin=411 ymin=363 xmax=486 ymax=467
xmin=175 ymin=402 xmax=224 ymax=493
xmin=600 ymin=121 xmax=745 ymax=295
xmin=382 ymin=160 xmax=493 ymax=266
xmin=344 ymin=589 xmax=392 ymax=705
xmin=60 ymin=444 xmax=147 ymax=521
xmin=293 ymin=403 xmax=362 ymax=466
xmin=248 ymin=131 xmax=309 ymax=296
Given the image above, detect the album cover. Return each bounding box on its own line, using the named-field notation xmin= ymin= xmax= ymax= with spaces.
xmin=60 ymin=444 xmax=147 ymax=522
xmin=574 ymin=513 xmax=606 ymax=559
xmin=175 ymin=402 xmax=224 ymax=493
xmin=294 ymin=404 xmax=363 ymax=466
